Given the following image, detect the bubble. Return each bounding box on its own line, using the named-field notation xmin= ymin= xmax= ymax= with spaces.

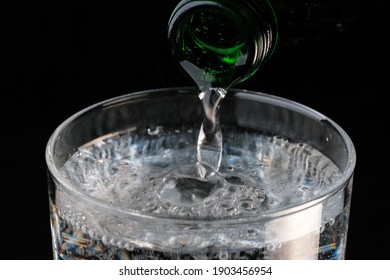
xmin=218 ymin=250 xmax=229 ymax=260
xmin=266 ymin=243 xmax=276 ymax=251
xmin=81 ymin=223 xmax=91 ymax=233
xmin=102 ymin=236 xmax=110 ymax=246
xmin=69 ymin=218 xmax=76 ymax=227
xmin=110 ymin=238 xmax=117 ymax=246
xmin=218 ymin=201 xmax=237 ymax=215
xmin=225 ymin=175 xmax=245 ymax=185
xmin=299 ymin=185 xmax=309 ymax=192
xmin=117 ymin=240 xmax=125 ymax=249
xmin=147 ymin=126 xmax=163 ymax=136
xmin=142 ymin=201 xmax=158 ymax=212
xmin=108 ymin=160 xmax=131 ymax=175
xmin=88 ymin=230 xmax=97 ymax=239
xmin=239 ymin=201 xmax=254 ymax=212
xmin=247 ymin=228 xmax=258 ymax=238
xmin=266 ymin=242 xmax=281 ymax=252
xmin=125 ymin=242 xmax=135 ymax=251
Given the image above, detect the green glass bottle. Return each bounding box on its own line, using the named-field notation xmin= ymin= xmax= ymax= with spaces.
xmin=167 ymin=0 xmax=278 ymax=89
xmin=167 ymin=0 xmax=360 ymax=89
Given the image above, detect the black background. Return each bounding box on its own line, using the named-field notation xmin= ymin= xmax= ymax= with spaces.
xmin=0 ymin=0 xmax=388 ymax=260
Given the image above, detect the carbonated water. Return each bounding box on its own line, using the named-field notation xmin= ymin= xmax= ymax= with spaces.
xmin=50 ymin=124 xmax=351 ymax=260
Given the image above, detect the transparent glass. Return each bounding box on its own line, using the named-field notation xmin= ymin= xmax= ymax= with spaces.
xmin=46 ymin=87 xmax=356 ymax=260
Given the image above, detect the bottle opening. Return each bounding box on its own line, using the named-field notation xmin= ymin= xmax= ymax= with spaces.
xmin=168 ymin=0 xmax=278 ymax=88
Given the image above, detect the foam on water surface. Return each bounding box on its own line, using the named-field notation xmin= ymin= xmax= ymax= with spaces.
xmin=59 ymin=125 xmax=341 ymax=218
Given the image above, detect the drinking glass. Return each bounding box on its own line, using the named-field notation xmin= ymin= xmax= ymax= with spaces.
xmin=45 ymin=87 xmax=356 ymax=260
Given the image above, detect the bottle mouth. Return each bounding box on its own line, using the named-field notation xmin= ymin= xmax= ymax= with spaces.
xmin=167 ymin=0 xmax=278 ymax=88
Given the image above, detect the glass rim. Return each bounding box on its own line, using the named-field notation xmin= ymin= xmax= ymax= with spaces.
xmin=45 ymin=86 xmax=356 ymax=225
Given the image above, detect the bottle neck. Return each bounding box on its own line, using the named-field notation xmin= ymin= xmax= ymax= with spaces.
xmin=168 ymin=0 xmax=278 ymax=89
